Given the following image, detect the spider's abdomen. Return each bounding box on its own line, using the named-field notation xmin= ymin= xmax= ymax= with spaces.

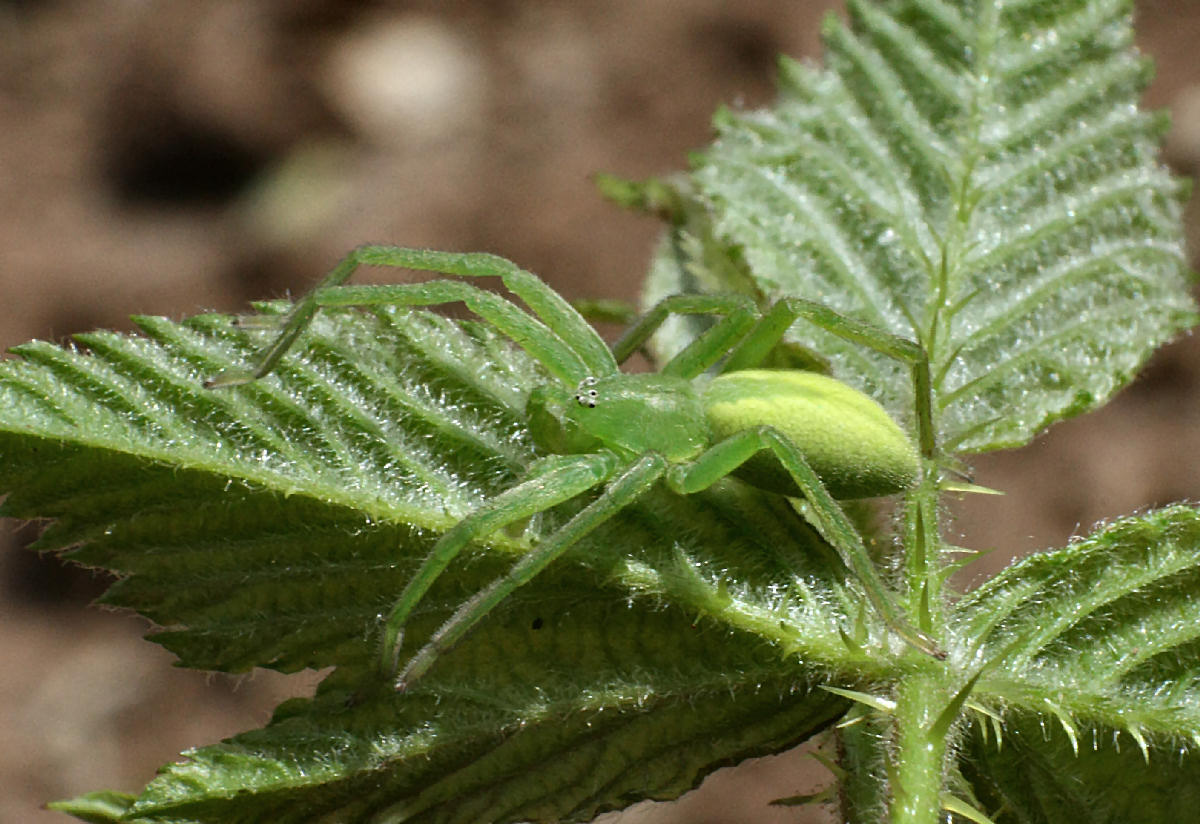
xmin=702 ymin=369 xmax=919 ymax=499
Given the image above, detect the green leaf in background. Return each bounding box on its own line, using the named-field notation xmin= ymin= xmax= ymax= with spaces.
xmin=639 ymin=0 xmax=1196 ymax=452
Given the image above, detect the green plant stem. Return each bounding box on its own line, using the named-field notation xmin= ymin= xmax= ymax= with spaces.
xmin=891 ymin=455 xmax=949 ymax=823
xmin=891 ymin=671 xmax=950 ymax=824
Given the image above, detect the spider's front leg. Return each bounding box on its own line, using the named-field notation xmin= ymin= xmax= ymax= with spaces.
xmin=392 ymin=453 xmax=668 ymax=691
xmin=204 ymin=245 xmax=618 ymax=389
xmin=379 ymin=452 xmax=619 ymax=679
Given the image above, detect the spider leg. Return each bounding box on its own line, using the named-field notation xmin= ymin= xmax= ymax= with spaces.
xmin=666 ymin=427 xmax=942 ymax=658
xmin=395 ymin=452 xmax=668 ymax=691
xmin=205 ymin=245 xmax=617 ymax=388
xmin=569 ymin=297 xmax=639 ymax=328
xmin=380 ymin=451 xmax=621 ymax=678
xmin=315 ymin=280 xmax=591 ymax=383
xmin=614 ymin=295 xmax=753 ymax=367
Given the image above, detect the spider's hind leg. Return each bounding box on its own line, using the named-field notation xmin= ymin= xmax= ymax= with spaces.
xmin=666 ymin=427 xmax=942 ymax=658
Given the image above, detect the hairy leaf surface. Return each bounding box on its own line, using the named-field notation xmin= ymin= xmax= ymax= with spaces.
xmin=2 ymin=307 xmax=861 ymax=821
xmin=643 ymin=0 xmax=1195 ymax=452
xmin=961 ymin=712 xmax=1200 ymax=824
xmin=956 ymin=506 xmax=1200 ymax=742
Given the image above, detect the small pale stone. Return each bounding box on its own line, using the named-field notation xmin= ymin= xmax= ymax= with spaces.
xmin=322 ymin=15 xmax=487 ymax=147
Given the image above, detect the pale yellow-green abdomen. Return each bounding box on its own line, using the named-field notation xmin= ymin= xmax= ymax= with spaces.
xmin=703 ymin=369 xmax=919 ymax=499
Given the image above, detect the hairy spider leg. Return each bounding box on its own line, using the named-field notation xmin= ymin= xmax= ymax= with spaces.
xmin=665 ymin=427 xmax=939 ymax=657
xmin=395 ymin=453 xmax=668 ymax=691
xmin=313 ymin=281 xmax=590 ymax=383
xmin=658 ymin=305 xmax=763 ymax=377
xmin=612 ymin=294 xmax=759 ymax=367
xmin=205 ymin=245 xmax=619 ymax=388
xmin=380 ymin=452 xmax=620 ymax=677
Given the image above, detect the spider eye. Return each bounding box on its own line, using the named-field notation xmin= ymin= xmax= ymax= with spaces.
xmin=574 ymin=378 xmax=600 ymax=408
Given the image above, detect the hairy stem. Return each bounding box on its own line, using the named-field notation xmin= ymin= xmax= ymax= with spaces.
xmin=890 ymin=671 xmax=950 ymax=824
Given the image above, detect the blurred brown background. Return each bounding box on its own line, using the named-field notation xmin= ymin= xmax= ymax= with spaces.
xmin=1 ymin=2 xmax=1198 ymax=822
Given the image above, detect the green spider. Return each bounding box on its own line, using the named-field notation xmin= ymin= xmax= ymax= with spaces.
xmin=207 ymin=245 xmax=941 ymax=689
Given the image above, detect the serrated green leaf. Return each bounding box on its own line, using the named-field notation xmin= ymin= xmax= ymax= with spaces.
xmin=960 ymin=711 xmax=1200 ymax=824
xmin=128 ymin=615 xmax=846 ymax=824
xmin=46 ymin=791 xmax=146 ymax=824
xmin=1 ymin=306 xmax=870 ymax=821
xmin=641 ymin=0 xmax=1196 ymax=453
xmin=955 ymin=506 xmax=1200 ymax=741
xmin=1 ymin=310 xmax=872 ymax=673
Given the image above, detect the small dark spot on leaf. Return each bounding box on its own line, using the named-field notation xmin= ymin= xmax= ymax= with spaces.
xmin=531 ymin=617 xmax=544 ymax=630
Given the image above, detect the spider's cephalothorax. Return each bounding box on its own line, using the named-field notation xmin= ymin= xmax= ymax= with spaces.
xmin=530 ymin=373 xmax=709 ymax=462
xmin=206 ymin=245 xmax=941 ymax=687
